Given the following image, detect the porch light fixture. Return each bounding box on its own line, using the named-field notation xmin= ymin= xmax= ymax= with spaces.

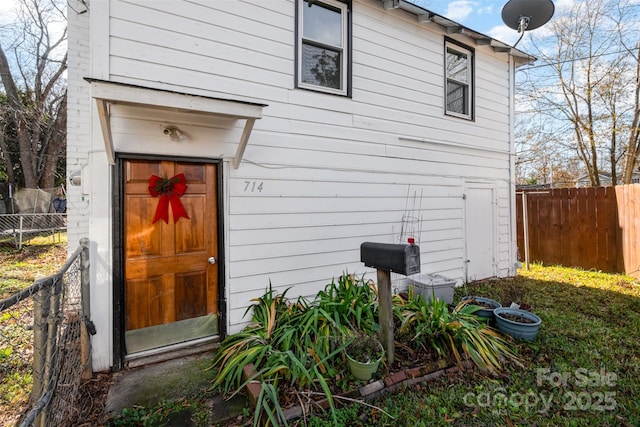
xmin=163 ymin=125 xmax=187 ymax=142
xmin=70 ymin=170 xmax=82 ymax=186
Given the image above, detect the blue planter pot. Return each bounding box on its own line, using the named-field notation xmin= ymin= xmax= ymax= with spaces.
xmin=494 ymin=307 xmax=542 ymax=341
xmin=461 ymin=296 xmax=501 ymax=324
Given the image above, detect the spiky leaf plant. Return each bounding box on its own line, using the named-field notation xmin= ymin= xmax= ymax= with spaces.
xmin=211 ymin=274 xmax=381 ymax=425
xmin=394 ymin=291 xmax=520 ymax=372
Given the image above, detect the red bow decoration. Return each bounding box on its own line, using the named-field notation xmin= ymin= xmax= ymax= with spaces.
xmin=148 ymin=174 xmax=190 ymax=224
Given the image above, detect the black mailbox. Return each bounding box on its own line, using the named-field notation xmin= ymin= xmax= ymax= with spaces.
xmin=360 ymin=242 xmax=420 ymax=276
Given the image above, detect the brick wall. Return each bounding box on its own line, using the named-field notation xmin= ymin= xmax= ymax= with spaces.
xmin=66 ymin=1 xmax=91 ymax=248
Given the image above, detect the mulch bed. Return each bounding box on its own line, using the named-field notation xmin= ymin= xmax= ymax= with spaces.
xmin=73 ymin=373 xmax=113 ymax=426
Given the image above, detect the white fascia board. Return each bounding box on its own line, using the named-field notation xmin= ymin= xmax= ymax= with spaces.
xmin=88 ymin=80 xmax=266 ymax=167
xmin=89 ymin=80 xmax=264 ymax=119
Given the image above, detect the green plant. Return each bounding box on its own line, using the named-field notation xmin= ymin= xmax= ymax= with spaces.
xmin=361 ymin=264 xmax=640 ymax=426
xmin=110 ymin=398 xmax=205 ymax=426
xmin=345 ymin=334 xmax=385 ymax=364
xmin=209 ymin=283 xmax=345 ymax=426
xmin=214 ymin=273 xmax=522 ymax=424
xmin=314 ymin=272 xmax=379 ymax=335
xmin=253 ymin=383 xmax=288 ymax=427
xmin=210 ymin=285 xmax=308 ymax=394
xmin=306 ymin=403 xmax=362 ymax=427
xmin=211 ymin=274 xmax=381 ymax=390
xmin=210 ymin=273 xmax=388 ymax=425
xmin=112 ymin=406 xmax=150 ymax=426
xmin=394 ymin=291 xmax=519 ymax=372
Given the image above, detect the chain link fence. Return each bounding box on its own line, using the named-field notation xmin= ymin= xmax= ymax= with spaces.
xmin=0 ymin=239 xmax=93 ymax=427
xmin=0 ymin=214 xmax=67 ymax=250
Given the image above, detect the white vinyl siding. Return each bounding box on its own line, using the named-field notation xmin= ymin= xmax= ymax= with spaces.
xmin=70 ymin=0 xmax=519 ymax=367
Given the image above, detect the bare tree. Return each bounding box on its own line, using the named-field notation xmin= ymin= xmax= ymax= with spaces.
xmin=0 ymin=0 xmax=67 ymax=189
xmin=620 ymin=42 xmax=640 ymax=183
xmin=514 ymin=85 xmax=581 ymax=186
xmin=517 ymin=0 xmax=640 ymax=186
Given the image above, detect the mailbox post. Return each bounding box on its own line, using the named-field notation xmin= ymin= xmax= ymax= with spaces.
xmin=360 ymin=240 xmax=420 ymax=365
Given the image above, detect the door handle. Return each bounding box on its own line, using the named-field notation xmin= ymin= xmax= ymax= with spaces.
xmin=208 ymin=257 xmax=216 ymax=265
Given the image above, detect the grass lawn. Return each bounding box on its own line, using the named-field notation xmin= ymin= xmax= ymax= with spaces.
xmin=5 ymin=243 xmax=638 ymax=426
xmin=301 ymin=265 xmax=640 ymax=427
xmin=123 ymin=265 xmax=640 ymax=426
xmin=0 ymin=240 xmax=68 ymax=427
xmin=0 ymin=236 xmax=68 ymax=296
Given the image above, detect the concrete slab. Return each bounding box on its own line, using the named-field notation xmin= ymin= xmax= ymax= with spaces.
xmin=105 ymin=351 xmax=247 ymax=425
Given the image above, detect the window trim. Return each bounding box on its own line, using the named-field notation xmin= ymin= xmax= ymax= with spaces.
xmin=444 ymin=39 xmax=474 ymax=120
xmin=295 ymin=0 xmax=351 ymax=97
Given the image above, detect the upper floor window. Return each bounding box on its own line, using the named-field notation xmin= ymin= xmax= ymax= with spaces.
xmin=296 ymin=0 xmax=350 ymax=96
xmin=445 ymin=41 xmax=473 ymax=120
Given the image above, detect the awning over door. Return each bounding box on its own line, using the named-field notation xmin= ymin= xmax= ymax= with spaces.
xmin=87 ymin=79 xmax=266 ymax=168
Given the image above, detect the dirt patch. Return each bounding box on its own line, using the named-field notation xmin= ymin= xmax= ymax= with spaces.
xmin=497 ymin=312 xmax=536 ymax=324
xmin=465 ymin=299 xmax=496 ymax=309
xmin=71 ymin=373 xmax=114 ymax=426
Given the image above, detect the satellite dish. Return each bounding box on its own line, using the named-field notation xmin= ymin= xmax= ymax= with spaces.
xmin=502 ymin=0 xmax=555 ymax=32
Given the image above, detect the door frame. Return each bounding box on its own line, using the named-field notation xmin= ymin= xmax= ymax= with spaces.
xmin=463 ymin=182 xmax=498 ymax=282
xmin=112 ymin=153 xmax=226 ymax=370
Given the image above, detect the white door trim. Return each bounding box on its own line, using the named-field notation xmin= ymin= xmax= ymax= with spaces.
xmin=463 ymin=182 xmax=497 ymax=282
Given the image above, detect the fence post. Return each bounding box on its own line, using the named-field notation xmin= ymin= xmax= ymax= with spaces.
xmin=32 ymin=287 xmax=49 ymax=404
xmin=522 ymin=192 xmax=530 ymax=270
xmin=18 ymin=215 xmax=23 ymax=250
xmin=80 ymin=238 xmax=93 ymax=379
xmin=32 ymin=282 xmax=51 ymax=427
xmin=39 ymin=278 xmax=63 ymax=427
xmin=376 ymin=269 xmax=394 ymax=365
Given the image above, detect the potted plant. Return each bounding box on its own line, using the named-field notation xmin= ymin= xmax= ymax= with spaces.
xmin=460 ymin=296 xmax=502 ymax=325
xmin=345 ymin=334 xmax=385 ymax=381
xmin=493 ymin=307 xmax=542 ymax=341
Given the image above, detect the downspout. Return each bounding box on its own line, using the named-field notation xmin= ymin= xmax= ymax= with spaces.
xmin=508 ymin=54 xmax=518 ymax=276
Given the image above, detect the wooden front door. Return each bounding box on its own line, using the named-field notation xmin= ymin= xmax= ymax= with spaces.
xmin=123 ymin=159 xmax=219 ymax=353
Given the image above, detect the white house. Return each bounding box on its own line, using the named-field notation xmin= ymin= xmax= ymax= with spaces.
xmin=575 ymin=171 xmax=640 ymax=188
xmin=67 ymin=0 xmax=533 ymax=372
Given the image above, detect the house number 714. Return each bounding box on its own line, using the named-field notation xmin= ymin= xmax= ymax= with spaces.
xmin=243 ymin=181 xmax=264 ymax=192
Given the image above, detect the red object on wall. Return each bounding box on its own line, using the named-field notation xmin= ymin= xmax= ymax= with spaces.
xmin=148 ymin=173 xmax=190 ymax=224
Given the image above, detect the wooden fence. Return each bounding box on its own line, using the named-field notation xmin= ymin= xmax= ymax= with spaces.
xmin=516 ymin=184 xmax=640 ymax=278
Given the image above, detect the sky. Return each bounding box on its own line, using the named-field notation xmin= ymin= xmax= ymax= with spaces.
xmin=411 ymin=0 xmax=546 ymax=46
xmin=0 ymin=0 xmax=547 ymax=46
